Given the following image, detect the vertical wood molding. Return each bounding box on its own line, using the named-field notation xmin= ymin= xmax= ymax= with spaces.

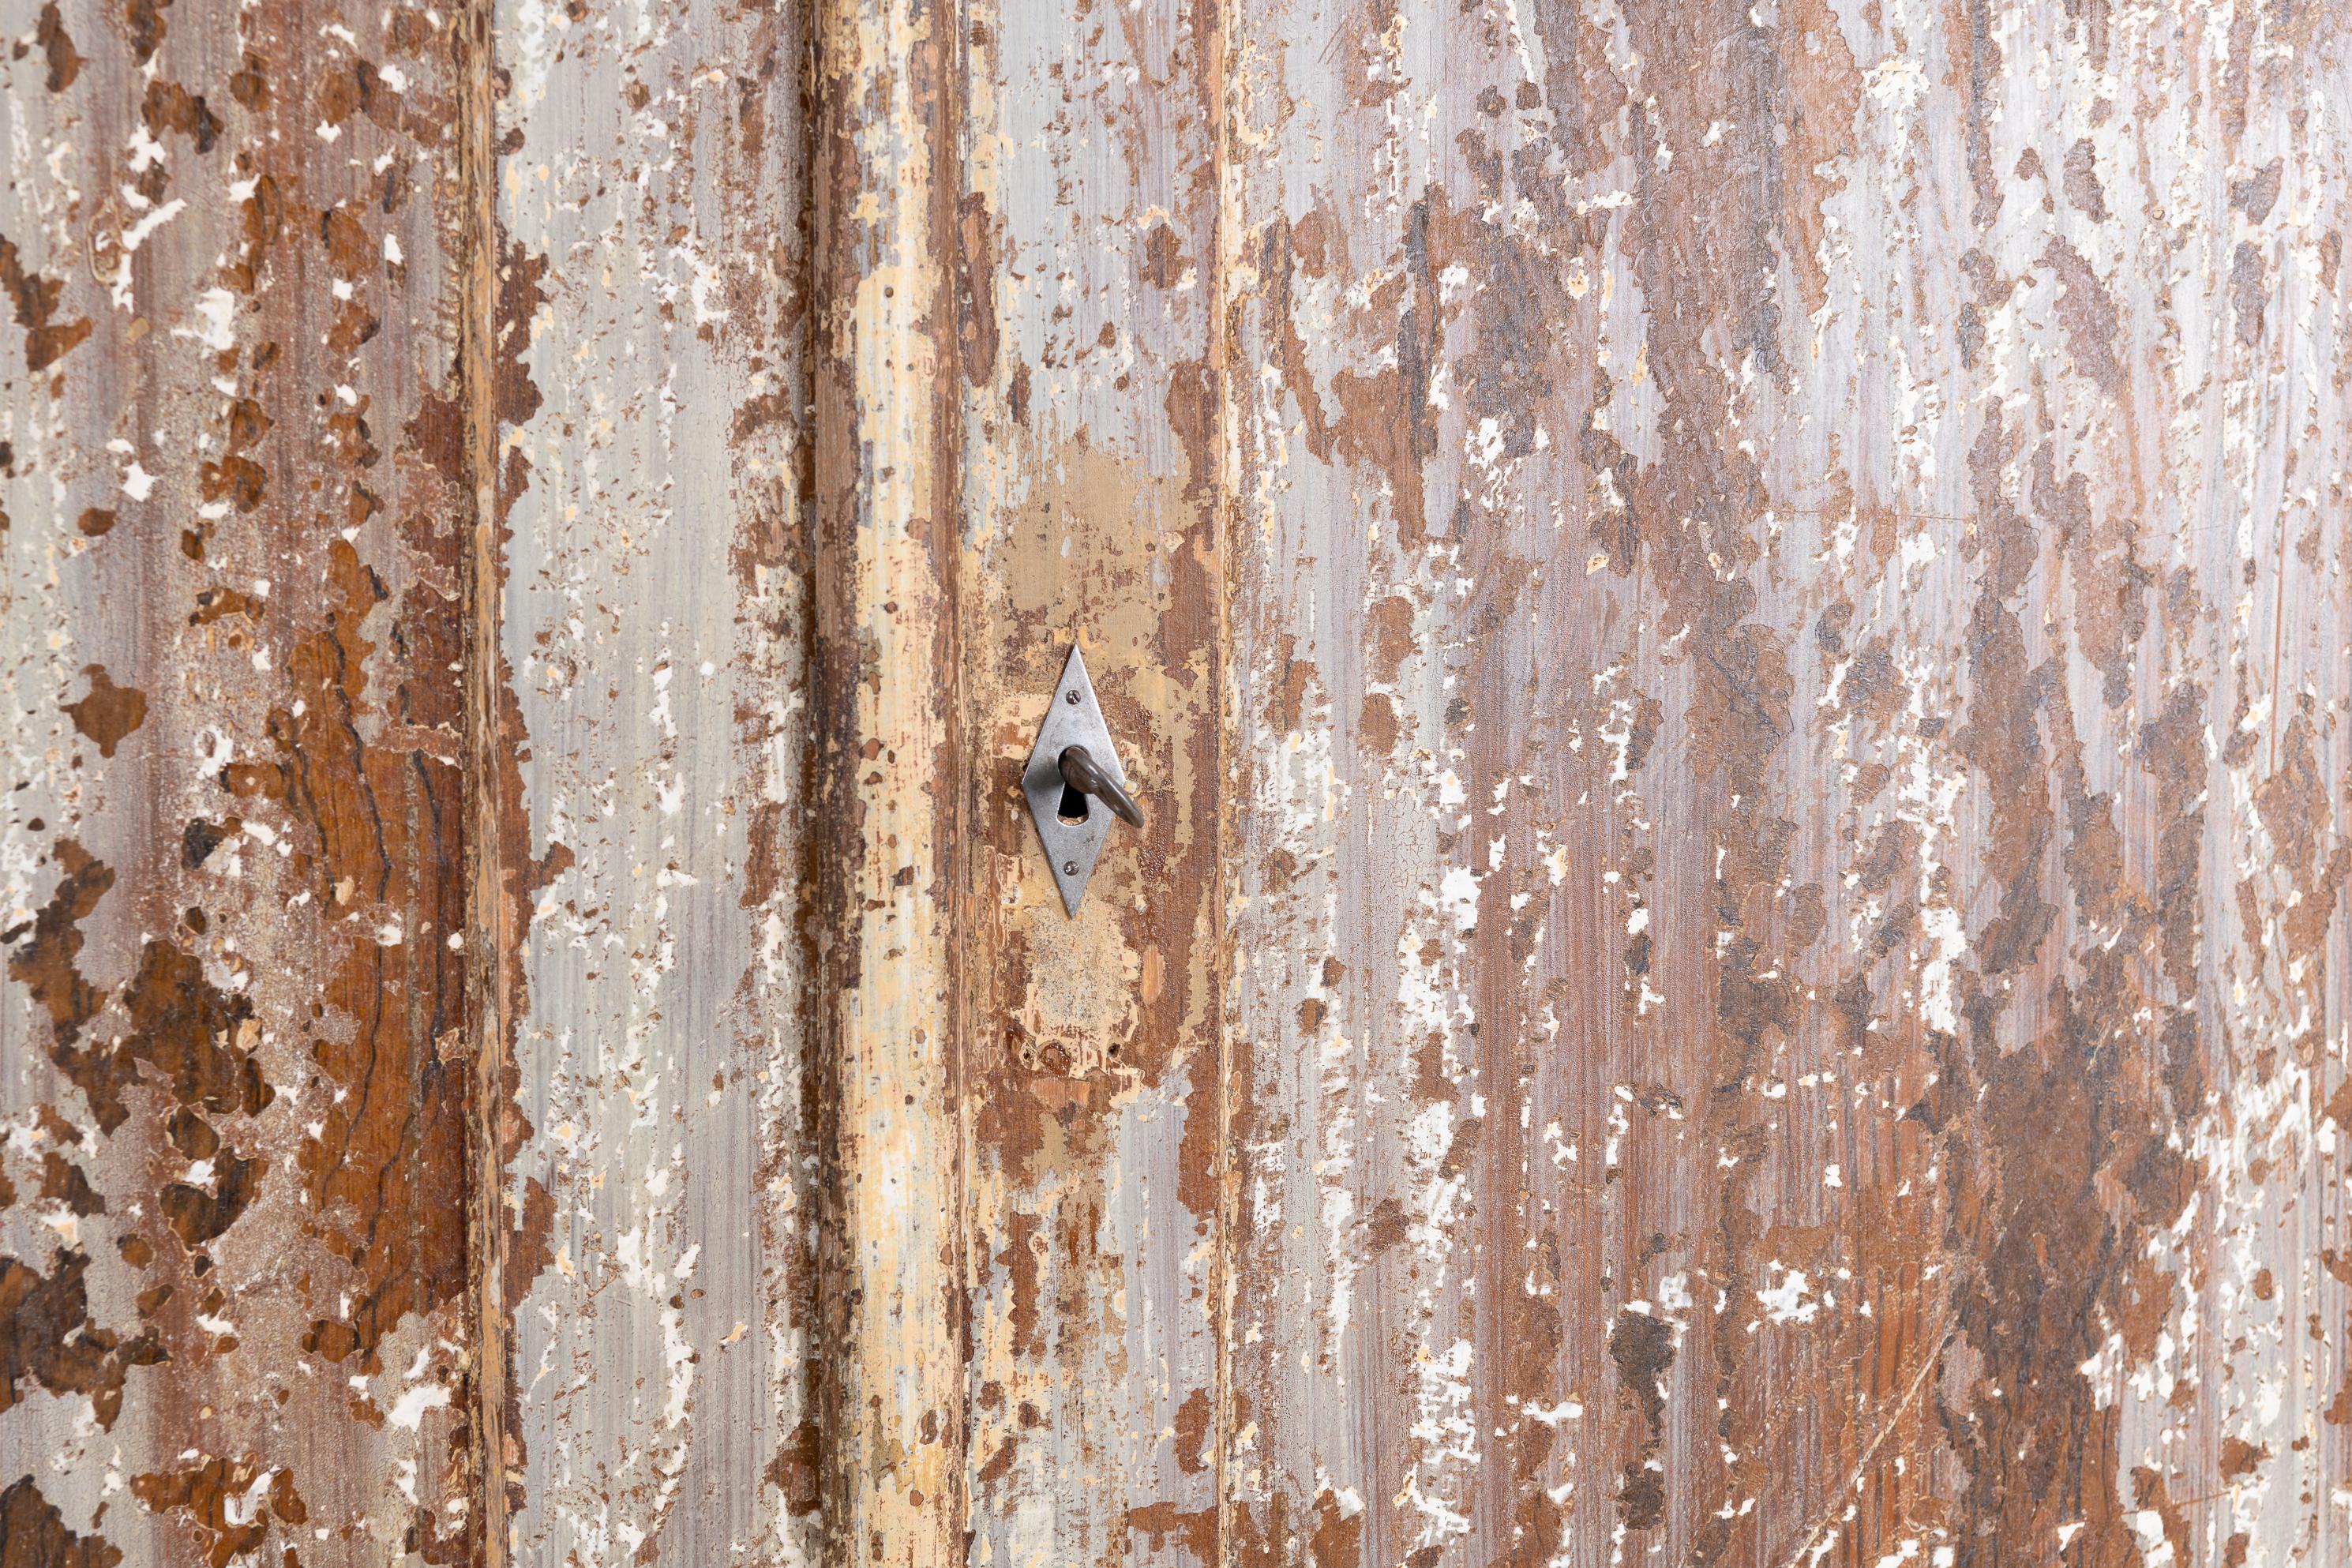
xmin=813 ymin=0 xmax=970 ymax=1561
xmin=453 ymin=0 xmax=515 ymax=1557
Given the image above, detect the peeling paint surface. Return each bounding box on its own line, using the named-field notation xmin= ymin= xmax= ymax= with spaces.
xmin=1216 ymin=2 xmax=2352 ymax=1564
xmin=949 ymin=0 xmax=1228 ymax=1565
xmin=6 ymin=0 xmax=2352 ymax=1564
xmin=490 ymin=0 xmax=819 ymax=1559
xmin=2 ymin=0 xmax=478 ymax=1558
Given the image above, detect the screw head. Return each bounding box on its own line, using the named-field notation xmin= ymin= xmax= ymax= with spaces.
xmin=1063 ymin=861 xmax=1078 ymax=876
xmin=1065 ymin=690 xmax=1081 ymax=705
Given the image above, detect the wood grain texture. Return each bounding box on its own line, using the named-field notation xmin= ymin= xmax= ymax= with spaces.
xmin=1 ymin=0 xmax=478 ymax=1559
xmin=1217 ymin=2 xmax=2352 ymax=1565
xmin=953 ymin=0 xmax=1228 ymax=1564
xmin=5 ymin=0 xmax=2350 ymax=1563
xmin=808 ymin=0 xmax=968 ymax=1559
xmin=486 ymin=0 xmax=820 ymax=1559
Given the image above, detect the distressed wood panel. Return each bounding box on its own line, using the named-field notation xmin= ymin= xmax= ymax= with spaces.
xmin=1 ymin=0 xmax=480 ymax=1559
xmin=808 ymin=0 xmax=966 ymax=1560
xmin=813 ymin=3 xmax=1232 ymax=1562
xmin=5 ymin=0 xmax=2350 ymax=1565
xmin=1221 ymin=3 xmax=2352 ymax=1568
xmin=486 ymin=0 xmax=819 ymax=1561
xmin=953 ymin=1 xmax=1227 ymax=1566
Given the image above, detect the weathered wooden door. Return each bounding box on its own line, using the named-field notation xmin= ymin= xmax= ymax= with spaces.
xmin=6 ymin=0 xmax=2350 ymax=1562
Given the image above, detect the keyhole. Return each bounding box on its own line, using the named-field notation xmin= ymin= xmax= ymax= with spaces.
xmin=1056 ymin=782 xmax=1090 ymax=823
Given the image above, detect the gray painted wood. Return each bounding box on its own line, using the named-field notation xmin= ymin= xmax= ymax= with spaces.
xmin=4 ymin=0 xmax=2347 ymax=1563
xmin=490 ymin=0 xmax=819 ymax=1559
xmin=2 ymin=0 xmax=477 ymax=1559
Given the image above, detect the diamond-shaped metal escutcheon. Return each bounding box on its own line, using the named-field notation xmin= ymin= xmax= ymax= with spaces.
xmin=1023 ymin=644 xmax=1139 ymax=916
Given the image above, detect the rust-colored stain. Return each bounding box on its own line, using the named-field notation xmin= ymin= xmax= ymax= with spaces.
xmin=6 ymin=0 xmax=2348 ymax=1565
xmin=0 ymin=238 xmax=92 ymax=374
xmin=0 ymin=1476 xmax=118 ymax=1568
